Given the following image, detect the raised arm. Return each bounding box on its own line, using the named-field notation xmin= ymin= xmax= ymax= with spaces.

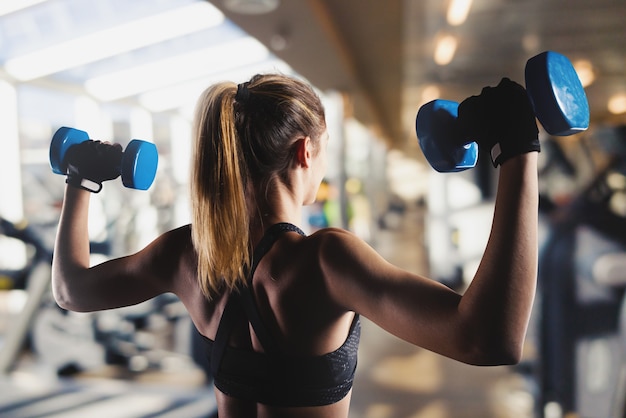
xmin=50 ymin=129 xmax=198 ymax=314
xmin=456 ymin=152 xmax=538 ymax=362
xmin=52 ymin=185 xmax=91 ymax=308
xmin=321 ymin=79 xmax=540 ymax=366
xmin=320 ymin=153 xmax=537 ymax=366
xmin=52 ymin=185 xmax=184 ymax=312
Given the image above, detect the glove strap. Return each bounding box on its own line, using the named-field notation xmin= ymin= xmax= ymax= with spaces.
xmin=490 ymin=143 xmax=502 ymax=166
xmin=66 ymin=176 xmax=103 ymax=193
xmin=490 ymin=139 xmax=541 ymax=167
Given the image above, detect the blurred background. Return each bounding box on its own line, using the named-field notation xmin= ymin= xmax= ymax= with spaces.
xmin=0 ymin=0 xmax=625 ymax=417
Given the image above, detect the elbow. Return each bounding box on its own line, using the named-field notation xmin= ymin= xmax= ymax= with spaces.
xmin=498 ymin=340 xmax=525 ymax=365
xmin=52 ymin=281 xmax=75 ymax=311
xmin=53 ymin=293 xmax=75 ymax=312
xmin=461 ymin=335 xmax=525 ymax=366
xmin=472 ymin=346 xmax=522 ymax=366
xmin=53 ymin=290 xmax=90 ymax=313
xmin=52 ymin=273 xmax=87 ymax=312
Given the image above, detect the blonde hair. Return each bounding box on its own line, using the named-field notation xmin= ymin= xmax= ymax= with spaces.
xmin=190 ymin=74 xmax=326 ymax=298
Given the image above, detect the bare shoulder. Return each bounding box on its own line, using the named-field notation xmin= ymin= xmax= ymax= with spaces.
xmin=306 ymin=228 xmax=399 ymax=311
xmin=148 ymin=224 xmax=193 ymax=254
xmin=134 ymin=224 xmax=195 ymax=285
xmin=162 ymin=223 xmax=192 ymax=241
xmin=303 ymin=228 xmax=363 ymax=272
xmin=307 ymin=227 xmax=363 ymax=252
xmin=310 ymin=227 xmax=392 ymax=274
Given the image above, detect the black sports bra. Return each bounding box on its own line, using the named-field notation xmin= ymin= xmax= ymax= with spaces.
xmin=201 ymin=223 xmax=360 ymax=407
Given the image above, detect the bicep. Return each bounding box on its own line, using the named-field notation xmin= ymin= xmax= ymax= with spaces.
xmin=320 ymin=230 xmax=471 ymax=359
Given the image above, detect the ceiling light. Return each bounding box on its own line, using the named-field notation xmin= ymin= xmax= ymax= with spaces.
xmin=447 ymin=0 xmax=472 ymax=26
xmin=434 ymin=35 xmax=457 ymax=66
xmin=270 ymin=29 xmax=290 ymax=51
xmin=223 ymin=0 xmax=279 ymax=14
xmin=608 ymin=93 xmax=626 ymax=115
xmin=522 ymin=33 xmax=540 ymax=53
xmin=5 ymin=2 xmax=224 ymax=81
xmin=573 ymin=59 xmax=595 ymax=87
xmin=85 ymin=37 xmax=270 ymax=101
xmin=0 ymin=0 xmax=47 ymax=17
xmin=421 ymin=85 xmax=441 ymax=105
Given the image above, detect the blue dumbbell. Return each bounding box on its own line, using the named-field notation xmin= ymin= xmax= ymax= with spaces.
xmin=49 ymin=127 xmax=158 ymax=190
xmin=416 ymin=51 xmax=590 ymax=172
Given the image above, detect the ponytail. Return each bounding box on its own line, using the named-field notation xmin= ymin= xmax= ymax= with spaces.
xmin=190 ymin=74 xmax=326 ymax=299
xmin=191 ymin=82 xmax=250 ymax=298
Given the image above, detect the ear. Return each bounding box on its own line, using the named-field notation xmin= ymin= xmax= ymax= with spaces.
xmin=294 ymin=136 xmax=313 ymax=168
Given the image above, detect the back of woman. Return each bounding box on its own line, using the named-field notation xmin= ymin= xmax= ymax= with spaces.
xmin=197 ymin=227 xmax=358 ymax=418
xmin=183 ymin=74 xmax=360 ymax=417
xmin=52 ymin=72 xmax=540 ymax=418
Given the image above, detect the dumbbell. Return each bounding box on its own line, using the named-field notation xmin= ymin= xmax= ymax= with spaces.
xmin=416 ymin=51 xmax=590 ymax=172
xmin=50 ymin=127 xmax=158 ymax=191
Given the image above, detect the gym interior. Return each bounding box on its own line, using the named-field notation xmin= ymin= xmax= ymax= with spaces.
xmin=1 ymin=0 xmax=625 ymax=417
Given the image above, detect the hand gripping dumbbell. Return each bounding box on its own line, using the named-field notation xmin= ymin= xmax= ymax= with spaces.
xmin=416 ymin=51 xmax=590 ymax=172
xmin=50 ymin=127 xmax=158 ymax=192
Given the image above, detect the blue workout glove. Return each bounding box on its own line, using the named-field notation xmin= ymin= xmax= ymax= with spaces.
xmin=64 ymin=140 xmax=122 ymax=193
xmin=457 ymin=77 xmax=540 ymax=167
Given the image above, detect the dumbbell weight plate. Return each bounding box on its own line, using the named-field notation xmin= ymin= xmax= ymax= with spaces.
xmin=525 ymin=51 xmax=590 ymax=136
xmin=49 ymin=127 xmax=89 ymax=175
xmin=121 ymin=140 xmax=158 ymax=190
xmin=416 ymin=100 xmax=479 ymax=172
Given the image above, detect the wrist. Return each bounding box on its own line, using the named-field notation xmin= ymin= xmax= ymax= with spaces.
xmin=489 ymin=137 xmax=540 ymax=167
xmin=498 ymin=148 xmax=539 ymax=168
xmin=63 ymin=182 xmax=92 ymax=208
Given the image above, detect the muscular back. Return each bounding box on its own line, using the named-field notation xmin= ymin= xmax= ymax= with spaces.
xmin=166 ymin=225 xmax=357 ymax=418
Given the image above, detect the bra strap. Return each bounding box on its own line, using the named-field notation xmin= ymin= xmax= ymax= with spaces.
xmin=211 ymin=223 xmax=305 ymax=372
xmin=210 ymin=293 xmax=243 ymax=376
xmin=238 ymin=223 xmax=305 ymax=354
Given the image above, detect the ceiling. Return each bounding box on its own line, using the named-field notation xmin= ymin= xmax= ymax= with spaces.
xmin=1 ymin=0 xmax=625 ymax=158
xmin=211 ymin=0 xmax=626 ymax=156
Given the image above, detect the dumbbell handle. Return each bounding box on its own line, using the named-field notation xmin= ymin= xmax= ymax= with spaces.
xmin=62 ymin=140 xmax=125 ymax=193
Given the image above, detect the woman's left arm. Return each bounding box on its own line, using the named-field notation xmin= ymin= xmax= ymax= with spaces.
xmin=319 ymin=152 xmax=538 ymax=366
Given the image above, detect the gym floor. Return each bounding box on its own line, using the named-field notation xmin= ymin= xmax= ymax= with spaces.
xmin=0 ymin=204 xmax=536 ymax=418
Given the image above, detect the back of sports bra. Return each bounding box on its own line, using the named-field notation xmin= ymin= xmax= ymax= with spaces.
xmin=200 ymin=223 xmax=361 ymax=407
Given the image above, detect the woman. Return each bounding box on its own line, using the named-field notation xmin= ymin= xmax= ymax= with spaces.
xmin=52 ymin=73 xmax=539 ymax=417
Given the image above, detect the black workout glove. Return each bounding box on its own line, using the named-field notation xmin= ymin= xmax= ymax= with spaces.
xmin=457 ymin=77 xmax=540 ymax=167
xmin=64 ymin=140 xmax=122 ymax=193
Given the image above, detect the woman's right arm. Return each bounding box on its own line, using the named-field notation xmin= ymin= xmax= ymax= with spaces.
xmin=52 ymin=185 xmax=191 ymax=312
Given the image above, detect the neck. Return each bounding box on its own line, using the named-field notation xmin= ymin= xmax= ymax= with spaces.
xmin=247 ymin=183 xmax=303 ymax=237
